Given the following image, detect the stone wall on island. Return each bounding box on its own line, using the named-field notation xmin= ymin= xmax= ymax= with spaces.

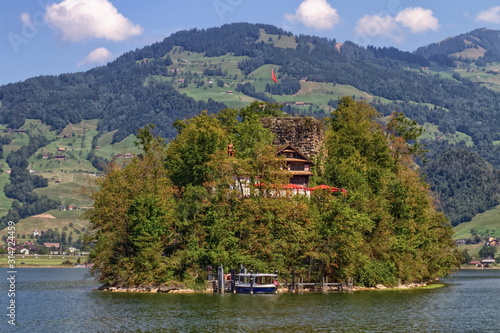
xmin=261 ymin=117 xmax=325 ymax=159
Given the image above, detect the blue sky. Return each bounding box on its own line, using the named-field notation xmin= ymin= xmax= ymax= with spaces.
xmin=1 ymin=0 xmax=500 ymax=85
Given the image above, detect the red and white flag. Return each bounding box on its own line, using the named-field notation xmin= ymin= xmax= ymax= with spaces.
xmin=272 ymin=68 xmax=278 ymax=83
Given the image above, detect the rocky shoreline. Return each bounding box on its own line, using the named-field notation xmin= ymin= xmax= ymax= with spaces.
xmin=98 ymin=285 xmax=198 ymax=293
xmin=354 ymin=281 xmax=431 ymax=291
xmin=97 ymin=281 xmax=436 ymax=294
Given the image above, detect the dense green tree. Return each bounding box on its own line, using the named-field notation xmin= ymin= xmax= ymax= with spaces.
xmin=165 ymin=111 xmax=228 ymax=188
xmin=460 ymin=249 xmax=472 ymax=264
xmin=86 ymin=126 xmax=178 ymax=286
xmin=479 ymin=245 xmax=497 ymax=259
xmin=316 ymin=97 xmax=459 ymax=286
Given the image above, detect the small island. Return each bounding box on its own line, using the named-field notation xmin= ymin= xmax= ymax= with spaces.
xmin=85 ymin=98 xmax=460 ymax=292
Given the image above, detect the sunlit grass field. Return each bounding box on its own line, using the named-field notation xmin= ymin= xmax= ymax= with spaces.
xmin=0 ymin=254 xmax=88 ymax=267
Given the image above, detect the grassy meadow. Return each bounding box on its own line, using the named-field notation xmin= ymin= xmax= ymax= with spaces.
xmin=155 ymin=35 xmax=387 ymax=111
xmin=419 ymin=122 xmax=474 ymax=145
xmin=0 ymin=209 xmax=89 ymax=242
xmin=454 ymin=205 xmax=500 ymax=239
xmin=257 ymin=29 xmax=298 ymax=49
xmin=454 ymin=205 xmax=500 ymax=260
xmin=454 ymin=62 xmax=500 ymax=92
xmin=0 ymin=118 xmax=140 ymax=215
xmin=0 ymin=254 xmax=88 ymax=267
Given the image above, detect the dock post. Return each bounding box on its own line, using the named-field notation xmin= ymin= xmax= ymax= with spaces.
xmin=218 ymin=264 xmax=224 ymax=293
xmin=291 ymin=269 xmax=295 ymax=293
xmin=230 ymin=269 xmax=236 ymax=293
xmin=274 ymin=269 xmax=279 ymax=294
xmin=250 ymin=269 xmax=254 ymax=294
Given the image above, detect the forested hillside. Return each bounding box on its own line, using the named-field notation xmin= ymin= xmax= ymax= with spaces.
xmin=0 ymin=23 xmax=500 ymax=227
xmin=423 ymin=148 xmax=500 ymax=226
xmin=415 ymin=28 xmax=500 ymax=65
xmin=2 ymin=24 xmax=500 ymax=142
xmin=0 ymin=56 xmax=224 ymax=143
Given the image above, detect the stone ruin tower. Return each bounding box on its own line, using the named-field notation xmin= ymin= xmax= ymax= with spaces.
xmin=261 ymin=117 xmax=325 ymax=161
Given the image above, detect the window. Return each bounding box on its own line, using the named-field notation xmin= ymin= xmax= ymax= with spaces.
xmin=291 ymin=176 xmax=307 ymax=185
xmin=290 ymin=164 xmax=305 ymax=171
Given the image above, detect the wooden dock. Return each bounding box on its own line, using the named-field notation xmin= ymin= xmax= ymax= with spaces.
xmin=286 ymin=277 xmax=354 ymax=292
xmin=207 ymin=265 xmax=354 ymax=293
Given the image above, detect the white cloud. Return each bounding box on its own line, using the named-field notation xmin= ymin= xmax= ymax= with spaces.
xmin=285 ymin=0 xmax=340 ymax=30
xmin=78 ymin=47 xmax=113 ymax=67
xmin=20 ymin=13 xmax=33 ymax=27
xmin=45 ymin=0 xmax=143 ymax=42
xmin=476 ymin=6 xmax=500 ymax=24
xmin=395 ymin=7 xmax=440 ymax=33
xmin=355 ymin=15 xmax=402 ymax=42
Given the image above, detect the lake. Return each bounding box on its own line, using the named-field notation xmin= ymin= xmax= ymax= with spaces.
xmin=1 ymin=268 xmax=498 ymax=332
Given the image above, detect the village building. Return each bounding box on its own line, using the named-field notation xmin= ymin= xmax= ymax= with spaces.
xmin=43 ymin=243 xmax=60 ymax=255
xmin=276 ymin=145 xmax=313 ymax=187
xmin=229 ymin=117 xmax=335 ymax=197
xmin=481 ymin=257 xmax=496 ymax=267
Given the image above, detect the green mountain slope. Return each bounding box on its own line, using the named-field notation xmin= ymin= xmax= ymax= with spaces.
xmin=454 ymin=205 xmax=500 ymax=239
xmin=0 ymin=119 xmax=140 ymax=227
xmin=415 ymin=28 xmax=500 ymax=65
xmin=0 ymin=23 xmax=499 ymax=228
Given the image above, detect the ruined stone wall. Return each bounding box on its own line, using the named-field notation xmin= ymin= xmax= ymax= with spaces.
xmin=261 ymin=117 xmax=325 ymax=159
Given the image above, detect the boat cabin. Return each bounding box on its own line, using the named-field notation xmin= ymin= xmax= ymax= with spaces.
xmin=235 ymin=273 xmax=278 ymax=294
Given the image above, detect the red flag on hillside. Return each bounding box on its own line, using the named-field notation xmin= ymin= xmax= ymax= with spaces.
xmin=272 ymin=68 xmax=278 ymax=83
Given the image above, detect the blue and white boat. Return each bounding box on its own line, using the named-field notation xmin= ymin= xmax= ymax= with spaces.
xmin=235 ymin=273 xmax=278 ymax=294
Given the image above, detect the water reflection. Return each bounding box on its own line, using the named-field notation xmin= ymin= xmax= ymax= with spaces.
xmin=2 ymin=268 xmax=499 ymax=332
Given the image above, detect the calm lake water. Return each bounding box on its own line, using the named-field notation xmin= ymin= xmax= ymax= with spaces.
xmin=0 ymin=268 xmax=498 ymax=332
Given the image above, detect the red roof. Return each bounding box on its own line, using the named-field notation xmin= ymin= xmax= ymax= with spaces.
xmin=281 ymin=184 xmax=306 ymax=189
xmin=43 ymin=243 xmax=60 ymax=249
xmin=307 ymin=185 xmax=340 ymax=192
